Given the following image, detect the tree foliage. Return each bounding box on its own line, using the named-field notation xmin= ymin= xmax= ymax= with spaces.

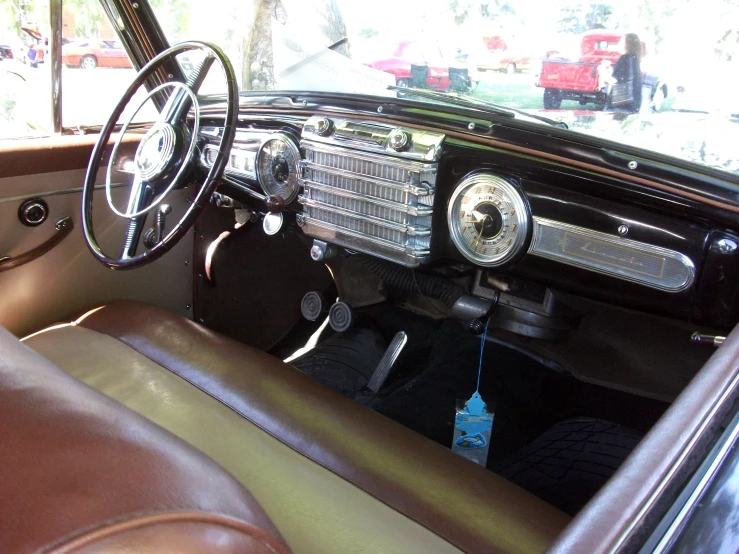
xmin=557 ymin=2 xmax=612 ymax=34
xmin=63 ymin=0 xmax=105 ymax=38
xmin=449 ymin=0 xmax=518 ymax=26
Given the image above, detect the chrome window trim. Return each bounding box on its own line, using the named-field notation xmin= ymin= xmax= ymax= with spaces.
xmin=50 ymin=0 xmax=63 ymax=134
xmin=643 ymin=408 xmax=739 ymax=553
xmin=529 ymin=217 xmax=696 ymax=293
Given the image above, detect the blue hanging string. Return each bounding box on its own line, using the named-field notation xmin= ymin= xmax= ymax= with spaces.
xmin=476 ymin=318 xmax=489 ymax=393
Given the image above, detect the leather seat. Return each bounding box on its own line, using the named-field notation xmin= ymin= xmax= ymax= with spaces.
xmin=18 ymin=301 xmax=570 ymax=553
xmin=0 ymin=323 xmax=289 ymax=554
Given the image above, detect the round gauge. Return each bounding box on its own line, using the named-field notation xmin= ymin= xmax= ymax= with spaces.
xmin=256 ymin=134 xmax=301 ymax=203
xmin=447 ymin=173 xmax=530 ymax=266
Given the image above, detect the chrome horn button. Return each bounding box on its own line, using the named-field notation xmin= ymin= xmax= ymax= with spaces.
xmin=135 ymin=124 xmax=177 ymax=181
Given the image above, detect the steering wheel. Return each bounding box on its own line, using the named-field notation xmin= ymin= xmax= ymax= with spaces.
xmin=82 ymin=41 xmax=238 ymax=269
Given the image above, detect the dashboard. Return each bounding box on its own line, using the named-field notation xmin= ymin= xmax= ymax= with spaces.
xmin=198 ymin=111 xmax=739 ymax=330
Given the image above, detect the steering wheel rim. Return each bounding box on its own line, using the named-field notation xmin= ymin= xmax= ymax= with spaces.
xmin=82 ymin=41 xmax=238 ymax=270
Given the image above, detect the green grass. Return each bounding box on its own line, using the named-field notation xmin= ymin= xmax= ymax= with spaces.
xmin=471 ymin=75 xmax=545 ymax=110
xmin=470 ymin=72 xmax=678 ymax=112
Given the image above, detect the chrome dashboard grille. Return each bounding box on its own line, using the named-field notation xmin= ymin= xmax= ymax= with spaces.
xmin=310 ymin=149 xmax=413 ymax=185
xmin=298 ymin=117 xmax=443 ymax=267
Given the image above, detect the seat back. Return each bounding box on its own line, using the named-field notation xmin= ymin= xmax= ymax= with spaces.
xmin=0 ymin=325 xmax=290 ymax=554
xmin=448 ymin=66 xmax=471 ymax=92
xmin=410 ymin=63 xmax=429 ymax=88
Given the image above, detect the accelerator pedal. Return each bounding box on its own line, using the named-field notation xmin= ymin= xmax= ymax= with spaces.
xmin=366 ymin=331 xmax=408 ymax=393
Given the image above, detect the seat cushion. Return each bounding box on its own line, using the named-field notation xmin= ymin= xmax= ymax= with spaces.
xmin=0 ymin=325 xmax=288 ymax=554
xmin=25 ymin=301 xmax=570 ymax=554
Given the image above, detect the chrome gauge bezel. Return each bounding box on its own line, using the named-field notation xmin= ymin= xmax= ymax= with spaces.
xmin=447 ymin=172 xmax=531 ymax=266
xmin=255 ymin=133 xmax=301 ymax=204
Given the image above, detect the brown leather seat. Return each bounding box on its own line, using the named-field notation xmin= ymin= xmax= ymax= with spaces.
xmin=20 ymin=301 xmax=570 ymax=554
xmin=0 ymin=324 xmax=289 ymax=554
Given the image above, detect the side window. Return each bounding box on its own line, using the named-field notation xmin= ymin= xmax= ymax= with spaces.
xmin=0 ymin=0 xmax=156 ymax=140
xmin=62 ymin=0 xmax=156 ymax=129
xmin=0 ymin=0 xmax=50 ymax=139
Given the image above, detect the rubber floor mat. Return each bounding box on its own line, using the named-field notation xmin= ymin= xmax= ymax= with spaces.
xmin=494 ymin=418 xmax=643 ymax=515
xmin=290 ymin=327 xmax=386 ymax=397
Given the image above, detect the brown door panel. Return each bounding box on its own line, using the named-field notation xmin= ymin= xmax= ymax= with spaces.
xmin=0 ymin=136 xmax=193 ymax=336
xmin=0 ymin=134 xmax=139 ymax=179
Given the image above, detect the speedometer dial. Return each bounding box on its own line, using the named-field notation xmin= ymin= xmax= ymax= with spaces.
xmin=256 ymin=134 xmax=301 ymax=203
xmin=447 ymin=173 xmax=530 ymax=266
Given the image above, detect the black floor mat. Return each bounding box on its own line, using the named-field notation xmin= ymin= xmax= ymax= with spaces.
xmin=494 ymin=418 xmax=643 ymax=515
xmin=283 ymin=304 xmax=668 ymax=512
xmin=290 ymin=327 xmax=386 ymax=397
xmin=367 ymin=314 xmax=667 ymax=467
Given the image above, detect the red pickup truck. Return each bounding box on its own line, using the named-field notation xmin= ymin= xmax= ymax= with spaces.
xmin=537 ymin=31 xmax=654 ymax=110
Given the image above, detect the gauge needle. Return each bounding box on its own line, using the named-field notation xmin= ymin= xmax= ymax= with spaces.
xmin=474 ymin=213 xmax=490 ymax=252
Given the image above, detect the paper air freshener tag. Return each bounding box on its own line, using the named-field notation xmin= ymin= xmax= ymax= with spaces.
xmin=451 ymin=391 xmax=494 ymax=466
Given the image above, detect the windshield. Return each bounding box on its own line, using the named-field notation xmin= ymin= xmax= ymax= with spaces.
xmin=2 ymin=0 xmax=736 ymax=175
xmin=152 ymin=0 xmax=739 ymax=175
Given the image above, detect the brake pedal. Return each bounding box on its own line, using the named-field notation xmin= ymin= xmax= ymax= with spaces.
xmin=367 ymin=331 xmax=408 ymax=393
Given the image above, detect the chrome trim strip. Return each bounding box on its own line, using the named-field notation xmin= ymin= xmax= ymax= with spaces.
xmin=614 ymin=357 xmax=739 ymax=552
xmin=301 ymin=160 xmax=434 ymax=195
xmin=299 ymin=196 xmax=431 ymax=236
xmin=303 ymin=115 xmax=445 ymax=162
xmin=302 ymin=139 xmax=439 ymax=174
xmin=302 ymin=179 xmax=433 ymax=216
xmin=50 ymin=0 xmax=63 ymax=133
xmin=529 ymin=217 xmax=696 ymax=293
xmin=299 ymin=216 xmax=430 ymax=266
xmin=651 ymin=409 xmax=739 ymax=553
xmin=220 ymin=176 xmax=267 ymax=202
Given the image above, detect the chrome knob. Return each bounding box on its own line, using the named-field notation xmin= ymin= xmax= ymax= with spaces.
xmin=389 ymin=129 xmax=410 ymax=152
xmin=315 ymin=117 xmax=334 ymax=136
xmin=716 ymin=238 xmax=738 ymax=254
xmin=18 ymin=198 xmax=49 ymax=227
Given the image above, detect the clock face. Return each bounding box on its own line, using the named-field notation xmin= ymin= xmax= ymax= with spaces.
xmin=448 ymin=173 xmax=530 ymax=266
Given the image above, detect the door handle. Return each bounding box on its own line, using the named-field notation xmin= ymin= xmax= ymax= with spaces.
xmin=0 ymin=217 xmax=74 ymax=273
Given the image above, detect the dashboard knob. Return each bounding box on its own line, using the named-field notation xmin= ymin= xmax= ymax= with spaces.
xmin=315 ymin=117 xmax=334 ymax=136
xmin=389 ymin=129 xmax=410 ymax=152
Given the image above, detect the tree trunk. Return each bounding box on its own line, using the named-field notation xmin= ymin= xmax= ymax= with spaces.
xmin=241 ymin=0 xmax=287 ymax=91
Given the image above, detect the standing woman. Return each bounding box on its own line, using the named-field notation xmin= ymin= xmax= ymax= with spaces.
xmin=606 ymin=33 xmax=642 ymax=113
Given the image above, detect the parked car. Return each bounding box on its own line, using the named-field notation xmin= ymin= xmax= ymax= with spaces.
xmin=474 ymin=40 xmax=535 ymax=74
xmin=536 ymin=30 xmax=666 ymax=110
xmin=0 ymin=44 xmax=14 ymax=62
xmin=365 ymin=40 xmax=454 ymax=90
xmin=62 ymin=39 xmax=133 ymax=69
xmin=480 ymin=51 xmax=538 ymax=73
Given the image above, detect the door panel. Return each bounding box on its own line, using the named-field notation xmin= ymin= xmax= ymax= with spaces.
xmin=0 ymin=136 xmax=193 ymax=337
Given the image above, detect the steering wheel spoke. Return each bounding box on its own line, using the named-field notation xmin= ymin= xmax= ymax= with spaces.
xmin=161 ymin=52 xmax=215 ymax=126
xmin=82 ymin=42 xmax=238 ymax=270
